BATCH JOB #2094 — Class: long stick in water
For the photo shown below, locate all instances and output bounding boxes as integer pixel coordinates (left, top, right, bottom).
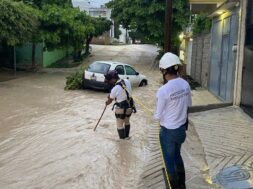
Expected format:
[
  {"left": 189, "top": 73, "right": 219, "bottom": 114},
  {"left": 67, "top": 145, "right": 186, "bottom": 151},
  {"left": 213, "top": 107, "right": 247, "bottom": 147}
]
[{"left": 93, "top": 105, "right": 107, "bottom": 132}]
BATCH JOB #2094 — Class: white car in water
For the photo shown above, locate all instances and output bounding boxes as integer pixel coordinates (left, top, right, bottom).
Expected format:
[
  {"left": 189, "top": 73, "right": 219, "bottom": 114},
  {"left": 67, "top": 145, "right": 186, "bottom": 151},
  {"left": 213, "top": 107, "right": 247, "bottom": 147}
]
[{"left": 83, "top": 61, "right": 148, "bottom": 91}]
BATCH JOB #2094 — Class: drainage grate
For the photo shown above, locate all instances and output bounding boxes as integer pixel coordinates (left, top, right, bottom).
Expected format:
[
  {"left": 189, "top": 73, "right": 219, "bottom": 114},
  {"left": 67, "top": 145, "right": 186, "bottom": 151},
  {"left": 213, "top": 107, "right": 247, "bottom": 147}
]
[{"left": 213, "top": 165, "right": 253, "bottom": 189}]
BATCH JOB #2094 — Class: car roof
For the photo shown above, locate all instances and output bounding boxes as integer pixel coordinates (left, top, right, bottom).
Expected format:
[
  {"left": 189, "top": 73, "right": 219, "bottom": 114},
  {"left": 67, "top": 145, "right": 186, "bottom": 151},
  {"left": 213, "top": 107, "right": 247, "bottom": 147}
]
[{"left": 93, "top": 61, "right": 131, "bottom": 67}]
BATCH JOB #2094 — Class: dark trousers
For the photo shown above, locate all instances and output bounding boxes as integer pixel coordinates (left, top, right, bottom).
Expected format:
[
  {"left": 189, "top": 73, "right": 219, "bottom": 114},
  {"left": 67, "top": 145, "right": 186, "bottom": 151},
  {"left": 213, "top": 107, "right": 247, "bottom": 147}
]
[{"left": 160, "top": 124, "right": 187, "bottom": 189}]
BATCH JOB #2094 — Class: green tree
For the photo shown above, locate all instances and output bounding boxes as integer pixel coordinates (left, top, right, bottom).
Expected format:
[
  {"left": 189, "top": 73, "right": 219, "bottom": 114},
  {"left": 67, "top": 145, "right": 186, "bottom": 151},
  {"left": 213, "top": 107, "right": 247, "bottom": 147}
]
[
  {"left": 85, "top": 17, "right": 112, "bottom": 54},
  {"left": 40, "top": 5, "right": 94, "bottom": 61},
  {"left": 22, "top": 0, "right": 95, "bottom": 63},
  {"left": 0, "top": 0, "right": 39, "bottom": 69},
  {"left": 0, "top": 0, "right": 39, "bottom": 46},
  {"left": 107, "top": 0, "right": 190, "bottom": 52},
  {"left": 113, "top": 21, "right": 122, "bottom": 39},
  {"left": 192, "top": 13, "right": 212, "bottom": 35},
  {"left": 107, "top": 0, "right": 133, "bottom": 41},
  {"left": 20, "top": 0, "right": 73, "bottom": 67},
  {"left": 21, "top": 0, "right": 72, "bottom": 8}
]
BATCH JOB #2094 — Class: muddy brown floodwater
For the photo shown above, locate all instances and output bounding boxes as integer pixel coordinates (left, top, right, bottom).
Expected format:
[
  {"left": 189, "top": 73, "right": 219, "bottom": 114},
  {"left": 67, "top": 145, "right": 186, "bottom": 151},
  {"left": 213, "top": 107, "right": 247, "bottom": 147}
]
[{"left": 0, "top": 45, "right": 162, "bottom": 189}]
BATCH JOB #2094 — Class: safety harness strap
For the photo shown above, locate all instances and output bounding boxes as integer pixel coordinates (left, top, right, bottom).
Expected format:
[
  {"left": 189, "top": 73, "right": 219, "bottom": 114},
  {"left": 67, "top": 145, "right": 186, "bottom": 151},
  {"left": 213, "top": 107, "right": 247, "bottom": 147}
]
[{"left": 117, "top": 80, "right": 136, "bottom": 113}]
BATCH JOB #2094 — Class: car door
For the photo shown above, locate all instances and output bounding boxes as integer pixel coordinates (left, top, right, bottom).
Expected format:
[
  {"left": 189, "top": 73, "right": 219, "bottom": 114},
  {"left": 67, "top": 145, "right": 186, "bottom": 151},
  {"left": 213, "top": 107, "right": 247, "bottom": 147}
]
[
  {"left": 115, "top": 65, "right": 127, "bottom": 80},
  {"left": 124, "top": 65, "right": 140, "bottom": 86}
]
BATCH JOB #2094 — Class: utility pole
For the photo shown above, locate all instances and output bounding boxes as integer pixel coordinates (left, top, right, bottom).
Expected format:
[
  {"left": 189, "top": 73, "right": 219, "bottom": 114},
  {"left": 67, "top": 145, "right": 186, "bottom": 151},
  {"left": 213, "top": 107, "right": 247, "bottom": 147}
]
[{"left": 164, "top": 0, "right": 172, "bottom": 53}]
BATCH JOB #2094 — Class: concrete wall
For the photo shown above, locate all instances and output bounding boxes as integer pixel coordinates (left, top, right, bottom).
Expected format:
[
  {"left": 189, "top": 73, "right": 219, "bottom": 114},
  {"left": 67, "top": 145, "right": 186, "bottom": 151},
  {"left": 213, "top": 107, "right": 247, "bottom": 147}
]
[
  {"left": 191, "top": 33, "right": 211, "bottom": 88},
  {"left": 16, "top": 43, "right": 71, "bottom": 68},
  {"left": 16, "top": 43, "right": 43, "bottom": 67},
  {"left": 43, "top": 48, "right": 70, "bottom": 67}
]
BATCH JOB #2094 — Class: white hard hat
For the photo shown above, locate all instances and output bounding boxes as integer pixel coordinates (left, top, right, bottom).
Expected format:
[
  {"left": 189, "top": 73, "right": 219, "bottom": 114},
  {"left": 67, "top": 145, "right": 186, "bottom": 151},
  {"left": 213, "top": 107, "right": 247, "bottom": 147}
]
[{"left": 159, "top": 52, "right": 181, "bottom": 69}]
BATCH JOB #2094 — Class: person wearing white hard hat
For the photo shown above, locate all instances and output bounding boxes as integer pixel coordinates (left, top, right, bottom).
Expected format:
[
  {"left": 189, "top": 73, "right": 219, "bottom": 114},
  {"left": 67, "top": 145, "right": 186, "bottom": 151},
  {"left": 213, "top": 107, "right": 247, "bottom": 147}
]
[{"left": 154, "top": 52, "right": 192, "bottom": 189}]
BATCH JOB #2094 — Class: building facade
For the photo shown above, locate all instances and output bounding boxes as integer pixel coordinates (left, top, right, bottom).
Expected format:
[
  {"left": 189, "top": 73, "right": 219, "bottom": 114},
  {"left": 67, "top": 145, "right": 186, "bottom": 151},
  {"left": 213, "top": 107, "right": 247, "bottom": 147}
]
[
  {"left": 208, "top": 1, "right": 239, "bottom": 102},
  {"left": 72, "top": 0, "right": 90, "bottom": 12},
  {"left": 88, "top": 6, "right": 115, "bottom": 44},
  {"left": 233, "top": 0, "right": 253, "bottom": 117},
  {"left": 188, "top": 0, "right": 253, "bottom": 117}
]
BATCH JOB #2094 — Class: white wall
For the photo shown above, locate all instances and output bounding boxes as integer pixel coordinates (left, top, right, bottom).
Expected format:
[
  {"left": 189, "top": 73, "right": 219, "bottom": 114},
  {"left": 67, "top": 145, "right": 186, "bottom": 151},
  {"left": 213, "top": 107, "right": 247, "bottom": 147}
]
[{"left": 119, "top": 25, "right": 128, "bottom": 44}]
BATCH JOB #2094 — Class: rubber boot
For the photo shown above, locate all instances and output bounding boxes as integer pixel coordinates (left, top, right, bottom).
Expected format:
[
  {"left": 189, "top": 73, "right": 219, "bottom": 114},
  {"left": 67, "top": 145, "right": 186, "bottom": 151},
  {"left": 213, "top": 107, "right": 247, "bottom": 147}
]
[
  {"left": 117, "top": 129, "right": 126, "bottom": 139},
  {"left": 125, "top": 125, "right": 130, "bottom": 138}
]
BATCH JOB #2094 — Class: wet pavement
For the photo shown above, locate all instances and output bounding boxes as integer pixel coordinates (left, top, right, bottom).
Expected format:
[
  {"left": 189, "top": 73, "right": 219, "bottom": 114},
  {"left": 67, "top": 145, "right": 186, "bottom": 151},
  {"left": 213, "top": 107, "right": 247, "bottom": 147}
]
[
  {"left": 0, "top": 44, "right": 223, "bottom": 189},
  {"left": 190, "top": 106, "right": 253, "bottom": 189}
]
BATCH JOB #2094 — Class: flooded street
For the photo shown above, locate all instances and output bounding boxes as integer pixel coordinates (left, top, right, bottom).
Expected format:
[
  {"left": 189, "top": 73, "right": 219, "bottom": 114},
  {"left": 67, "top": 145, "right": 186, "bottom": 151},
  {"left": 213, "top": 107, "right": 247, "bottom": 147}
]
[
  {"left": 0, "top": 45, "right": 161, "bottom": 189},
  {"left": 0, "top": 44, "right": 213, "bottom": 189}
]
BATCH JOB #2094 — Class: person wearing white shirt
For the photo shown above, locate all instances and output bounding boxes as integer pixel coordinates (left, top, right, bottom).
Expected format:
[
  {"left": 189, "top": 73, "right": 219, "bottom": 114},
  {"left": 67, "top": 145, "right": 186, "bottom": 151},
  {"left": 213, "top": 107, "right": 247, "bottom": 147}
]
[
  {"left": 105, "top": 70, "right": 134, "bottom": 139},
  {"left": 154, "top": 53, "right": 192, "bottom": 189}
]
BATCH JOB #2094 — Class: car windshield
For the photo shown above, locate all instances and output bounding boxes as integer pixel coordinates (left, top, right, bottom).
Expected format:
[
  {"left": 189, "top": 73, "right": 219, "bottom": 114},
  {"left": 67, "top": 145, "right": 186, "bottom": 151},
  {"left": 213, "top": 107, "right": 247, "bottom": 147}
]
[{"left": 87, "top": 62, "right": 111, "bottom": 74}]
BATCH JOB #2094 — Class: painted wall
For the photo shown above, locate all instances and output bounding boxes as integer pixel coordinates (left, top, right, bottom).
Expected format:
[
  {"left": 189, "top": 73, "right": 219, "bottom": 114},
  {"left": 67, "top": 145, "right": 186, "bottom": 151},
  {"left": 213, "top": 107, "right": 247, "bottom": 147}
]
[
  {"left": 43, "top": 48, "right": 70, "bottom": 67},
  {"left": 15, "top": 43, "right": 71, "bottom": 68},
  {"left": 16, "top": 43, "right": 43, "bottom": 67}
]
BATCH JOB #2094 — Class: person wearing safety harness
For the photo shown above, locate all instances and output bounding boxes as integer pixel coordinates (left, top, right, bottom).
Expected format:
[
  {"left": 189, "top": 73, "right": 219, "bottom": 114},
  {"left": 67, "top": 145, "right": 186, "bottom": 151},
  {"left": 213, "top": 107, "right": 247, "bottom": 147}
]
[
  {"left": 154, "top": 52, "right": 192, "bottom": 189},
  {"left": 104, "top": 70, "right": 136, "bottom": 139}
]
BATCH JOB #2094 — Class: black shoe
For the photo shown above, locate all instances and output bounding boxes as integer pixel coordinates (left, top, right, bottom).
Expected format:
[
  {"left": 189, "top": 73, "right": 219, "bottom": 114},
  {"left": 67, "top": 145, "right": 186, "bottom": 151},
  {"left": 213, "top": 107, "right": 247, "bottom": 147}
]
[{"left": 117, "top": 129, "right": 126, "bottom": 139}]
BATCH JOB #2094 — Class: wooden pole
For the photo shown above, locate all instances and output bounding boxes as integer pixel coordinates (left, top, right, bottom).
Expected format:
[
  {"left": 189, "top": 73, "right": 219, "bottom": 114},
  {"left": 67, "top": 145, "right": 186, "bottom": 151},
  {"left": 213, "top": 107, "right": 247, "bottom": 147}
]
[
  {"left": 93, "top": 105, "right": 107, "bottom": 132},
  {"left": 164, "top": 0, "right": 172, "bottom": 53}
]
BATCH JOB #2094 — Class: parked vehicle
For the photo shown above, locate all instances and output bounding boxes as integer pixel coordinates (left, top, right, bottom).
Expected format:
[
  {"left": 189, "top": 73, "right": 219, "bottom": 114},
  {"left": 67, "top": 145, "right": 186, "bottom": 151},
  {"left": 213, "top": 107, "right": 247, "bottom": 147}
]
[{"left": 83, "top": 61, "right": 148, "bottom": 90}]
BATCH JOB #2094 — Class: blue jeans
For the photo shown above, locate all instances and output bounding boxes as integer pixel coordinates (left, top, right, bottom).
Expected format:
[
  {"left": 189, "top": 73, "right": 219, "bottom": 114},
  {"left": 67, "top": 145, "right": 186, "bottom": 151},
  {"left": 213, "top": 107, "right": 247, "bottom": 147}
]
[{"left": 160, "top": 125, "right": 186, "bottom": 188}]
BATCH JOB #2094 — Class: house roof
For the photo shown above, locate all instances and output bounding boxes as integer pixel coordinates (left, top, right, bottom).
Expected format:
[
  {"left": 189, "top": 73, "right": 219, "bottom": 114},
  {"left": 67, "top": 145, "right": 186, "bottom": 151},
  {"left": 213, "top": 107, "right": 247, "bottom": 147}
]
[
  {"left": 208, "top": 0, "right": 239, "bottom": 18},
  {"left": 190, "top": 0, "right": 226, "bottom": 14},
  {"left": 190, "top": 0, "right": 225, "bottom": 4}
]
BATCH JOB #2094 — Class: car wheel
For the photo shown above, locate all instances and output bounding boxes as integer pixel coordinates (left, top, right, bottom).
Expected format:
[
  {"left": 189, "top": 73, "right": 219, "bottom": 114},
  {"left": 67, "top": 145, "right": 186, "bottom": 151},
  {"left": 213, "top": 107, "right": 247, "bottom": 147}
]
[{"left": 139, "top": 79, "right": 148, "bottom": 87}]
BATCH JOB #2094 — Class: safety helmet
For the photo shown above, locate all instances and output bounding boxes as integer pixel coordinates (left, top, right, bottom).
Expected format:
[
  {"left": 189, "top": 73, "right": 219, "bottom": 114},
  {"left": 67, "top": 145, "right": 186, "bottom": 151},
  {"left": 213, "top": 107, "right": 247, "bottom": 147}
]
[
  {"left": 104, "top": 70, "right": 119, "bottom": 81},
  {"left": 159, "top": 52, "right": 181, "bottom": 70}
]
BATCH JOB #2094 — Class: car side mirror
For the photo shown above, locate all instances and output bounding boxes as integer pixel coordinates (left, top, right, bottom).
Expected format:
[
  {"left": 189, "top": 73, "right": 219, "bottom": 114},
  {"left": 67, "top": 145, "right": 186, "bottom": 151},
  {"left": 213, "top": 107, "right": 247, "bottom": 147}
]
[{"left": 136, "top": 72, "right": 139, "bottom": 75}]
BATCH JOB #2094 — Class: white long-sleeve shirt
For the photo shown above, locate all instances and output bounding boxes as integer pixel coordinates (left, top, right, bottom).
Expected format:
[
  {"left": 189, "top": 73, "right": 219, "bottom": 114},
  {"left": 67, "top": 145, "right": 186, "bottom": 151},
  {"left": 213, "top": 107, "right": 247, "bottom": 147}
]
[
  {"left": 110, "top": 79, "right": 132, "bottom": 103},
  {"left": 154, "top": 78, "right": 192, "bottom": 129}
]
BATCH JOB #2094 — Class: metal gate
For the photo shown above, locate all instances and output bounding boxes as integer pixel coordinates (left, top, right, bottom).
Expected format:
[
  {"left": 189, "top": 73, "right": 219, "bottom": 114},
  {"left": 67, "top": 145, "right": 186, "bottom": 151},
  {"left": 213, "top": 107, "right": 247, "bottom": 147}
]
[{"left": 209, "top": 10, "right": 238, "bottom": 102}]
